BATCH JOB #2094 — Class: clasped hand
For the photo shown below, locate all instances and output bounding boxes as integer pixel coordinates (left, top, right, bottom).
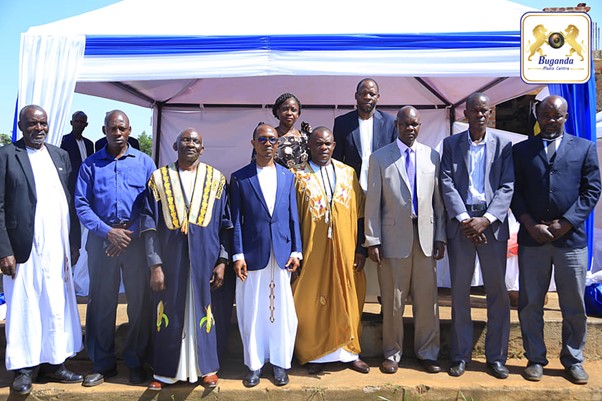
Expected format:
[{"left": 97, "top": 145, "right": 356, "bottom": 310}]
[
  {"left": 106, "top": 227, "right": 133, "bottom": 257},
  {"left": 461, "top": 217, "right": 490, "bottom": 245}
]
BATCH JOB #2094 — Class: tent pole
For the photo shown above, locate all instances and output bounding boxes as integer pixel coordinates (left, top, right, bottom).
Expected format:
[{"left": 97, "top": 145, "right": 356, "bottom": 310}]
[
  {"left": 154, "top": 102, "right": 163, "bottom": 166},
  {"left": 449, "top": 106, "right": 455, "bottom": 136}
]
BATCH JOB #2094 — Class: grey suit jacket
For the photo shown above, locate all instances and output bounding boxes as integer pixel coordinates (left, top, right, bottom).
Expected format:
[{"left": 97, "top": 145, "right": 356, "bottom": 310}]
[
  {"left": 439, "top": 130, "right": 514, "bottom": 241},
  {"left": 364, "top": 141, "right": 445, "bottom": 259}
]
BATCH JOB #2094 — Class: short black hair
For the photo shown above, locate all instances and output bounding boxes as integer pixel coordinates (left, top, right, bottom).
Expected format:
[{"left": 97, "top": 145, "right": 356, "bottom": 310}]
[
  {"left": 356, "top": 78, "right": 379, "bottom": 93},
  {"left": 272, "top": 93, "right": 301, "bottom": 118}
]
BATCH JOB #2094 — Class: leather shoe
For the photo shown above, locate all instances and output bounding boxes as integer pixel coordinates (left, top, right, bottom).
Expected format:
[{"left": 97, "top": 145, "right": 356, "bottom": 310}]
[
  {"left": 82, "top": 367, "right": 118, "bottom": 387},
  {"left": 37, "top": 364, "right": 83, "bottom": 383},
  {"left": 566, "top": 364, "right": 589, "bottom": 384},
  {"left": 487, "top": 361, "right": 509, "bottom": 379},
  {"left": 243, "top": 369, "right": 262, "bottom": 387},
  {"left": 129, "top": 367, "right": 147, "bottom": 385},
  {"left": 307, "top": 363, "right": 323, "bottom": 375},
  {"left": 418, "top": 359, "right": 441, "bottom": 374},
  {"left": 202, "top": 373, "right": 218, "bottom": 388},
  {"left": 448, "top": 360, "right": 466, "bottom": 377},
  {"left": 380, "top": 359, "right": 398, "bottom": 374},
  {"left": 147, "top": 380, "right": 165, "bottom": 391},
  {"left": 523, "top": 363, "right": 543, "bottom": 382},
  {"left": 12, "top": 371, "right": 33, "bottom": 395},
  {"left": 272, "top": 365, "right": 289, "bottom": 386},
  {"left": 349, "top": 359, "right": 370, "bottom": 374}
]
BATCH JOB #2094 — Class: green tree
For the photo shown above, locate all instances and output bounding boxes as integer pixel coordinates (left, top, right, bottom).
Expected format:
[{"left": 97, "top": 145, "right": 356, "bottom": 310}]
[
  {"left": 138, "top": 130, "right": 152, "bottom": 156},
  {"left": 0, "top": 133, "right": 12, "bottom": 146}
]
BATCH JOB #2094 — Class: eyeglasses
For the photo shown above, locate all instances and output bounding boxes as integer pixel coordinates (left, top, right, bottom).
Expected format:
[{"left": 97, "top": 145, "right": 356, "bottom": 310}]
[{"left": 256, "top": 136, "right": 278, "bottom": 145}]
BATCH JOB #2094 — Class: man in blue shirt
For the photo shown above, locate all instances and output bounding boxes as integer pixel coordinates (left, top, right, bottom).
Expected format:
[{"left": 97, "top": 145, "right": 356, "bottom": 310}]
[{"left": 75, "top": 110, "right": 156, "bottom": 387}]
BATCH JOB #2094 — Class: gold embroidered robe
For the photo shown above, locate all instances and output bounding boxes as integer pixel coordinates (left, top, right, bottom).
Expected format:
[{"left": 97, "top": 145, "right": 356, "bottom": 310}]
[{"left": 292, "top": 160, "right": 366, "bottom": 364}]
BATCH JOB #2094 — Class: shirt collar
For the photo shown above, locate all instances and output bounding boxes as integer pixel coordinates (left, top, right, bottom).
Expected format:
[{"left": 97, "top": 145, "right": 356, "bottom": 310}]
[
  {"left": 396, "top": 138, "right": 414, "bottom": 154},
  {"left": 99, "top": 143, "right": 136, "bottom": 160},
  {"left": 467, "top": 130, "right": 487, "bottom": 146}
]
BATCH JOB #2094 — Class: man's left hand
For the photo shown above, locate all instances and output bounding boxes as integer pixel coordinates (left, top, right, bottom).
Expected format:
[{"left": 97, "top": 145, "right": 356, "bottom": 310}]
[
  {"left": 461, "top": 217, "right": 490, "bottom": 237},
  {"left": 353, "top": 253, "right": 366, "bottom": 272},
  {"left": 433, "top": 241, "right": 446, "bottom": 260},
  {"left": 544, "top": 218, "right": 573, "bottom": 240},
  {"left": 285, "top": 257, "right": 300, "bottom": 273},
  {"left": 210, "top": 262, "right": 226, "bottom": 290}
]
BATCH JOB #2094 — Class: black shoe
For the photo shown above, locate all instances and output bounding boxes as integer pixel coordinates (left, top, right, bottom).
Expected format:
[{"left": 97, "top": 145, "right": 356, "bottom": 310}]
[
  {"left": 272, "top": 366, "right": 289, "bottom": 386},
  {"left": 487, "top": 361, "right": 509, "bottom": 379},
  {"left": 566, "top": 364, "right": 589, "bottom": 385},
  {"left": 418, "top": 359, "right": 442, "bottom": 374},
  {"left": 523, "top": 363, "right": 543, "bottom": 382},
  {"left": 82, "top": 367, "right": 118, "bottom": 387},
  {"left": 243, "top": 368, "right": 262, "bottom": 387},
  {"left": 307, "top": 363, "right": 323, "bottom": 375},
  {"left": 448, "top": 360, "right": 466, "bottom": 377},
  {"left": 37, "top": 364, "right": 83, "bottom": 384},
  {"left": 12, "top": 370, "right": 33, "bottom": 395},
  {"left": 129, "top": 367, "right": 148, "bottom": 385}
]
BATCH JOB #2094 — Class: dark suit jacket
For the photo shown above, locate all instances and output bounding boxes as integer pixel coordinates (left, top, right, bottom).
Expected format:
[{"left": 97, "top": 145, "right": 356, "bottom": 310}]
[
  {"left": 512, "top": 133, "right": 601, "bottom": 248},
  {"left": 440, "top": 130, "right": 514, "bottom": 241},
  {"left": 61, "top": 133, "right": 94, "bottom": 191},
  {"left": 230, "top": 162, "right": 302, "bottom": 271},
  {"left": 95, "top": 136, "right": 140, "bottom": 152},
  {"left": 0, "top": 139, "right": 80, "bottom": 263},
  {"left": 332, "top": 109, "right": 397, "bottom": 179}
]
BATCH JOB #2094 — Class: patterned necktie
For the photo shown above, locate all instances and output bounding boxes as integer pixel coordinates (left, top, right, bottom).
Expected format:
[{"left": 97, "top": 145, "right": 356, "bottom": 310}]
[
  {"left": 405, "top": 148, "right": 417, "bottom": 216},
  {"left": 545, "top": 139, "right": 557, "bottom": 161}
]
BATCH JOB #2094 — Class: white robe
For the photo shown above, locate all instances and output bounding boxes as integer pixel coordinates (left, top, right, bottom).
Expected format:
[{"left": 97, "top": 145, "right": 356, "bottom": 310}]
[{"left": 3, "top": 146, "right": 82, "bottom": 370}]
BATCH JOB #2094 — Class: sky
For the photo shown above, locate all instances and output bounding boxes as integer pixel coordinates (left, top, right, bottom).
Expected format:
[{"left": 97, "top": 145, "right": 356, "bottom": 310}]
[{"left": 0, "top": 0, "right": 600, "bottom": 142}]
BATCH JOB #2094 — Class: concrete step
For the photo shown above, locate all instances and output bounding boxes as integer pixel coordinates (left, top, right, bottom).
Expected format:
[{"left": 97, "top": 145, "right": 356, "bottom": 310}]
[{"left": 0, "top": 357, "right": 601, "bottom": 400}]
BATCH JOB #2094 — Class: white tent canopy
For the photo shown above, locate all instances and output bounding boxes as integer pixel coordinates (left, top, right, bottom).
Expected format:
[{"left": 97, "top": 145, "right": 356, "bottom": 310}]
[{"left": 19, "top": 0, "right": 541, "bottom": 175}]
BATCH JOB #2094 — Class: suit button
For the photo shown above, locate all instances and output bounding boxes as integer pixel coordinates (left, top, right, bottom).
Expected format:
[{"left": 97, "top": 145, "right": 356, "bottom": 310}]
[{"left": 550, "top": 170, "right": 556, "bottom": 174}]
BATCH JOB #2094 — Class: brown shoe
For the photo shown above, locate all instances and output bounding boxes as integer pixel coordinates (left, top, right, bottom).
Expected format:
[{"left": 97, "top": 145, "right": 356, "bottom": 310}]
[
  {"left": 418, "top": 359, "right": 442, "bottom": 374},
  {"left": 201, "top": 374, "right": 218, "bottom": 388},
  {"left": 349, "top": 359, "right": 370, "bottom": 374},
  {"left": 147, "top": 380, "right": 164, "bottom": 391},
  {"left": 380, "top": 359, "right": 398, "bottom": 374}
]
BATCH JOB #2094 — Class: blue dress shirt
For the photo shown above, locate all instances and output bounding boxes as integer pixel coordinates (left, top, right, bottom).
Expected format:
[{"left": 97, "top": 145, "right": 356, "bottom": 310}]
[{"left": 75, "top": 145, "right": 156, "bottom": 239}]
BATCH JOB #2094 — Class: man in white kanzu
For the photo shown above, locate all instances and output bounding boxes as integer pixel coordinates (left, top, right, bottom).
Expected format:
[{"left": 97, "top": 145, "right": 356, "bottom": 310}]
[
  {"left": 0, "top": 105, "right": 83, "bottom": 395},
  {"left": 230, "top": 123, "right": 302, "bottom": 388}
]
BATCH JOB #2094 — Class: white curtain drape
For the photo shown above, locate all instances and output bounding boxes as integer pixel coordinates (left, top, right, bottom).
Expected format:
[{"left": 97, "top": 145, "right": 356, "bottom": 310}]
[{"left": 18, "top": 34, "right": 85, "bottom": 146}]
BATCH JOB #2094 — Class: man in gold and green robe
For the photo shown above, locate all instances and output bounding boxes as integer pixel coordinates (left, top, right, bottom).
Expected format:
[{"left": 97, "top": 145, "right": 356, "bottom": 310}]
[
  {"left": 292, "top": 127, "right": 370, "bottom": 374},
  {"left": 140, "top": 128, "right": 232, "bottom": 389}
]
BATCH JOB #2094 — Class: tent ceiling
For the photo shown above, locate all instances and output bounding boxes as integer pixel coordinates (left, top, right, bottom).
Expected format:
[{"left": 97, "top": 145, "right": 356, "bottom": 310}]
[{"left": 75, "top": 75, "right": 539, "bottom": 118}]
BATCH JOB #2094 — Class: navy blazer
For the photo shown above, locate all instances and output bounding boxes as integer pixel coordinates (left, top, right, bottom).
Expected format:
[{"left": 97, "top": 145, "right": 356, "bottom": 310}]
[
  {"left": 230, "top": 162, "right": 302, "bottom": 271},
  {"left": 61, "top": 133, "right": 94, "bottom": 191},
  {"left": 512, "top": 133, "right": 601, "bottom": 248},
  {"left": 0, "top": 139, "right": 80, "bottom": 263},
  {"left": 332, "top": 109, "right": 397, "bottom": 180}
]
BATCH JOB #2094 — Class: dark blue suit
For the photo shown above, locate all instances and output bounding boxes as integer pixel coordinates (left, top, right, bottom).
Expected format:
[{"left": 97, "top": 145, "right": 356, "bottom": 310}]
[
  {"left": 332, "top": 109, "right": 396, "bottom": 180},
  {"left": 512, "top": 133, "right": 601, "bottom": 368},
  {"left": 230, "top": 162, "right": 301, "bottom": 269},
  {"left": 61, "top": 133, "right": 94, "bottom": 192}
]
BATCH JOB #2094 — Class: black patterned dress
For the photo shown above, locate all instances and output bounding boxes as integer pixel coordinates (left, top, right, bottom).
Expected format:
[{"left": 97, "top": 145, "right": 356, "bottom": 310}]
[{"left": 274, "top": 133, "right": 309, "bottom": 170}]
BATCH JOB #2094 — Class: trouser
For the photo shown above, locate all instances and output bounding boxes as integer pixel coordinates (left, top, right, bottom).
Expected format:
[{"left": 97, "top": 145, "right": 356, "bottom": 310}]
[
  {"left": 518, "top": 244, "right": 587, "bottom": 368},
  {"left": 447, "top": 221, "right": 510, "bottom": 364},
  {"left": 85, "top": 234, "right": 151, "bottom": 372}
]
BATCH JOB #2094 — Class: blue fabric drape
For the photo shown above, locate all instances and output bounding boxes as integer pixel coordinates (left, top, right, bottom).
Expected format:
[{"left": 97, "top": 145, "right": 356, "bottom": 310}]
[
  {"left": 84, "top": 32, "right": 520, "bottom": 56},
  {"left": 549, "top": 63, "right": 597, "bottom": 269}
]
